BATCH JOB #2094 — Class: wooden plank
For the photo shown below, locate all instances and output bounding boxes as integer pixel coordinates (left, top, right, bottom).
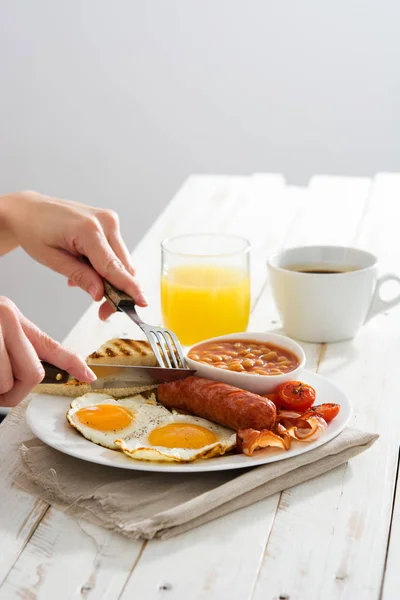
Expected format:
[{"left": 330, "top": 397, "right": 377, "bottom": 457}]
[
  {"left": 284, "top": 175, "right": 371, "bottom": 248},
  {"left": 0, "top": 174, "right": 294, "bottom": 600},
  {"left": 0, "top": 512, "right": 142, "bottom": 600},
  {"left": 366, "top": 174, "right": 400, "bottom": 600},
  {"left": 252, "top": 174, "right": 400, "bottom": 600},
  {"left": 382, "top": 451, "right": 400, "bottom": 600},
  {"left": 119, "top": 497, "right": 279, "bottom": 600},
  {"left": 0, "top": 401, "right": 49, "bottom": 587}
]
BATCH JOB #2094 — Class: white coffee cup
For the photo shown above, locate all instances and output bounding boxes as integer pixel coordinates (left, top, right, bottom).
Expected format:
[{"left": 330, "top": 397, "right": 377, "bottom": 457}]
[{"left": 267, "top": 246, "right": 400, "bottom": 343}]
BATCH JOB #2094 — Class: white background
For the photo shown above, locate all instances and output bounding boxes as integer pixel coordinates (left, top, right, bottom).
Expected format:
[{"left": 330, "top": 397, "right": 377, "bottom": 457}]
[{"left": 1, "top": 0, "right": 399, "bottom": 341}]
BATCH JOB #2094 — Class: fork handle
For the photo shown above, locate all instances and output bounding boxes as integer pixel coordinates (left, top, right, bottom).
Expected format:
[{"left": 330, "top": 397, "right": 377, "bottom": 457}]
[
  {"left": 102, "top": 279, "right": 135, "bottom": 310},
  {"left": 81, "top": 256, "right": 135, "bottom": 310}
]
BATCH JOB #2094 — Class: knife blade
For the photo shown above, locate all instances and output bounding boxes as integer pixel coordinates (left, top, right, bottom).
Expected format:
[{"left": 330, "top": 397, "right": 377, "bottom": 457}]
[{"left": 40, "top": 361, "right": 196, "bottom": 390}]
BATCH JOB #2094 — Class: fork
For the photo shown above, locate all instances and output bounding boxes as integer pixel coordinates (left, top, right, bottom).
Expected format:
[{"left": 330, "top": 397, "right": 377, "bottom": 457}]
[{"left": 101, "top": 278, "right": 188, "bottom": 369}]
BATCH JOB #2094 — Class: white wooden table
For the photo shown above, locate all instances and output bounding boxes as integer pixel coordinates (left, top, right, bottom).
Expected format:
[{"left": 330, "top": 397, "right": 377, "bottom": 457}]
[{"left": 0, "top": 173, "right": 399, "bottom": 600}]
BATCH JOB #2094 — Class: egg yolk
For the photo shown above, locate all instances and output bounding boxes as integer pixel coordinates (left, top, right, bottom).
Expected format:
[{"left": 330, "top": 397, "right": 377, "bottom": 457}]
[
  {"left": 148, "top": 423, "right": 218, "bottom": 449},
  {"left": 76, "top": 405, "right": 134, "bottom": 431}
]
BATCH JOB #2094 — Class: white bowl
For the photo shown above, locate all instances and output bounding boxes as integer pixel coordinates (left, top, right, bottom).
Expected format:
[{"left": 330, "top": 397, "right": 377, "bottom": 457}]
[{"left": 185, "top": 332, "right": 306, "bottom": 395}]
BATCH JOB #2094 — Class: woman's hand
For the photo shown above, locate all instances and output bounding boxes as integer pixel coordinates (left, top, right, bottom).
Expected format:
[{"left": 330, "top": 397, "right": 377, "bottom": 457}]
[
  {"left": 0, "top": 191, "right": 147, "bottom": 320},
  {"left": 0, "top": 297, "right": 95, "bottom": 407}
]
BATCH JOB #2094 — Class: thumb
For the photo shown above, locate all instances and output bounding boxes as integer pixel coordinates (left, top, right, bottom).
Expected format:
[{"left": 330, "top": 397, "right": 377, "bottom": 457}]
[{"left": 46, "top": 249, "right": 104, "bottom": 301}]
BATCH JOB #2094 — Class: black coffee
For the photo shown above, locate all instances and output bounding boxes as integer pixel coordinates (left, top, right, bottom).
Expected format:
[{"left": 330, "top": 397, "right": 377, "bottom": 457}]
[{"left": 286, "top": 264, "right": 357, "bottom": 275}]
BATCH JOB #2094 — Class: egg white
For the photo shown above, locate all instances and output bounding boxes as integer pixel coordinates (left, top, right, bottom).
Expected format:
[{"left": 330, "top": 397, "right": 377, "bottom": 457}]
[
  {"left": 115, "top": 413, "right": 236, "bottom": 462},
  {"left": 66, "top": 392, "right": 167, "bottom": 449}
]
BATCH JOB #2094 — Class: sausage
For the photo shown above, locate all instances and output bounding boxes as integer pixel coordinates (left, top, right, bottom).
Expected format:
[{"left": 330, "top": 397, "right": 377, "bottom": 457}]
[{"left": 157, "top": 376, "right": 276, "bottom": 431}]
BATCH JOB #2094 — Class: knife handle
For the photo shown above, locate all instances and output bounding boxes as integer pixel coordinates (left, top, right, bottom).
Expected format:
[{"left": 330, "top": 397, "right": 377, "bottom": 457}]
[
  {"left": 81, "top": 256, "right": 134, "bottom": 310},
  {"left": 40, "top": 361, "right": 70, "bottom": 384}
]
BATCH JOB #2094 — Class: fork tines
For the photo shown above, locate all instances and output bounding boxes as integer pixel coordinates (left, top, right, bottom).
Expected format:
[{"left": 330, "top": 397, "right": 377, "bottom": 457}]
[{"left": 144, "top": 326, "right": 186, "bottom": 369}]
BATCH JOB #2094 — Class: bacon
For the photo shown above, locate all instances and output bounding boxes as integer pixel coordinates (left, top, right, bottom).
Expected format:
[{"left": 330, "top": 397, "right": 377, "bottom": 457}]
[
  {"left": 237, "top": 412, "right": 328, "bottom": 456},
  {"left": 277, "top": 413, "right": 327, "bottom": 441},
  {"left": 237, "top": 428, "right": 291, "bottom": 456}
]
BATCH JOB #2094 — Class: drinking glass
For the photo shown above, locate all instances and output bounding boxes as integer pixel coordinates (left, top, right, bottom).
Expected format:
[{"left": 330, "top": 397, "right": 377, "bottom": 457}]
[{"left": 161, "top": 234, "right": 251, "bottom": 346}]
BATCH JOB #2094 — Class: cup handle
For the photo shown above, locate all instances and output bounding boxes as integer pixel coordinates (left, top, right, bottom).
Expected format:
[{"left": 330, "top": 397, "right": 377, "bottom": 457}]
[{"left": 365, "top": 274, "right": 400, "bottom": 323}]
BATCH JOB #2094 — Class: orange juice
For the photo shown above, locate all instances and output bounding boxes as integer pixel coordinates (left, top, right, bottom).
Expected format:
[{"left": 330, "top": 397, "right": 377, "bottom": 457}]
[{"left": 161, "top": 265, "right": 250, "bottom": 345}]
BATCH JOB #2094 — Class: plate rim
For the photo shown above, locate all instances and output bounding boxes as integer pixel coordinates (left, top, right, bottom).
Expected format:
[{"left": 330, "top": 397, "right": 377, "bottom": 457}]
[{"left": 26, "top": 370, "right": 352, "bottom": 473}]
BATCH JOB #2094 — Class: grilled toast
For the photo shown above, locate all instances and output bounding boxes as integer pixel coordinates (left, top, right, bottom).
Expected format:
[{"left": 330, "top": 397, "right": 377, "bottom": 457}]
[
  {"left": 87, "top": 338, "right": 158, "bottom": 367},
  {"left": 33, "top": 338, "right": 159, "bottom": 398}
]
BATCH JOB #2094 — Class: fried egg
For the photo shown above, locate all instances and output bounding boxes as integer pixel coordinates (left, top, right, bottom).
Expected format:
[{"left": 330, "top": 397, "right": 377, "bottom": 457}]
[
  {"left": 67, "top": 392, "right": 236, "bottom": 462},
  {"left": 115, "top": 414, "right": 236, "bottom": 462},
  {"left": 66, "top": 392, "right": 167, "bottom": 449}
]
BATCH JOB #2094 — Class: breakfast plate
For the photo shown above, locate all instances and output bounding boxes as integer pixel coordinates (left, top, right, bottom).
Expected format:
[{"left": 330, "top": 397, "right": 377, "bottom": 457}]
[{"left": 26, "top": 370, "right": 351, "bottom": 473}]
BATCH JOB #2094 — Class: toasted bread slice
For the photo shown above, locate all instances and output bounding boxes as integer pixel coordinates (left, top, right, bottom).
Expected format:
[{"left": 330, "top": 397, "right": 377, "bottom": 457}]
[
  {"left": 33, "top": 338, "right": 159, "bottom": 398},
  {"left": 87, "top": 338, "right": 158, "bottom": 367}
]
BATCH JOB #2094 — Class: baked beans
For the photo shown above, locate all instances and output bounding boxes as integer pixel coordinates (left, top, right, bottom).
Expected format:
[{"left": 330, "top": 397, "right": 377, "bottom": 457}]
[{"left": 188, "top": 339, "right": 299, "bottom": 376}]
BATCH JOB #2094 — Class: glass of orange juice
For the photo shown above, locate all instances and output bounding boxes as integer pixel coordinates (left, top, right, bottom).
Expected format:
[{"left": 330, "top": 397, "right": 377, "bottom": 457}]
[{"left": 161, "top": 234, "right": 251, "bottom": 346}]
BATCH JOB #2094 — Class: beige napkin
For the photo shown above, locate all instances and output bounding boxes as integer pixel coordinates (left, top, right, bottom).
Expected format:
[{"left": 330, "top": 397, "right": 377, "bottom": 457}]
[{"left": 13, "top": 425, "right": 378, "bottom": 540}]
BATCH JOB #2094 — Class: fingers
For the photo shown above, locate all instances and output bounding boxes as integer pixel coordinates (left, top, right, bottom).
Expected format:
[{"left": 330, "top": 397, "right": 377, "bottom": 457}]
[
  {"left": 99, "top": 230, "right": 137, "bottom": 320},
  {"left": 98, "top": 300, "right": 115, "bottom": 322},
  {"left": 44, "top": 248, "right": 105, "bottom": 301},
  {"left": 0, "top": 328, "right": 14, "bottom": 396},
  {"left": 21, "top": 317, "right": 96, "bottom": 383},
  {"left": 14, "top": 200, "right": 148, "bottom": 311},
  {"left": 0, "top": 306, "right": 45, "bottom": 406},
  {"left": 82, "top": 209, "right": 144, "bottom": 304},
  {"left": 43, "top": 228, "right": 147, "bottom": 310},
  {"left": 0, "top": 298, "right": 96, "bottom": 407},
  {"left": 81, "top": 229, "right": 148, "bottom": 307},
  {"left": 0, "top": 379, "right": 39, "bottom": 407},
  {"left": 4, "top": 320, "right": 43, "bottom": 384},
  {"left": 106, "top": 230, "right": 136, "bottom": 277}
]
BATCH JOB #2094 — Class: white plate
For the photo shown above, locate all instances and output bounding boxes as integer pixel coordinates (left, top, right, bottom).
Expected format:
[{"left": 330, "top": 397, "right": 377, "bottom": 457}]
[{"left": 26, "top": 371, "right": 352, "bottom": 473}]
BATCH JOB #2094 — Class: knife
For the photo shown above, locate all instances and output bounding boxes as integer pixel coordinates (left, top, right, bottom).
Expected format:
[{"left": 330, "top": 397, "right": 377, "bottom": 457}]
[{"left": 40, "top": 361, "right": 196, "bottom": 390}]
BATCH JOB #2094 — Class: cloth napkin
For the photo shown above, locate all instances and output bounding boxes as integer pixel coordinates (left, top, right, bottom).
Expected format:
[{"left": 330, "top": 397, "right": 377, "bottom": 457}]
[{"left": 13, "top": 415, "right": 378, "bottom": 539}]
